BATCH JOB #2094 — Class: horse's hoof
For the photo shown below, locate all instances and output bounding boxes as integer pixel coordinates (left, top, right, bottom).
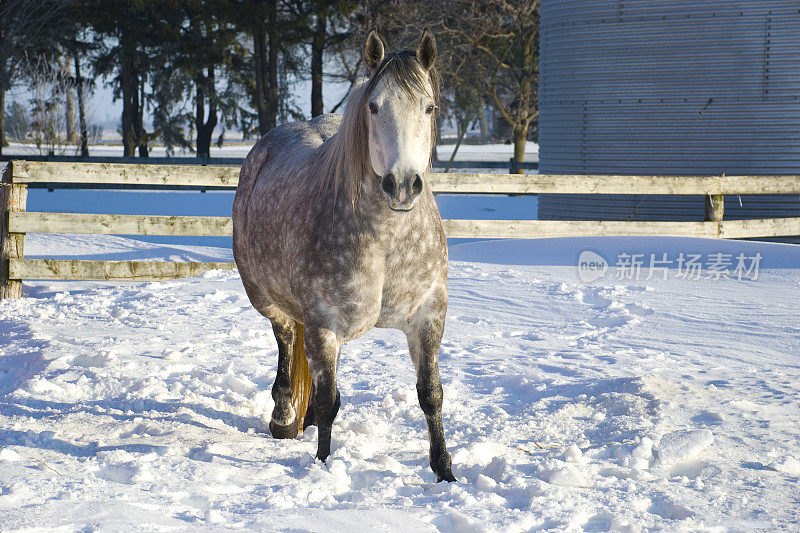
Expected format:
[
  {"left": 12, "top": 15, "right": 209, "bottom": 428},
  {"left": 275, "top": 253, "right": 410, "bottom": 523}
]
[
  {"left": 436, "top": 469, "right": 457, "bottom": 483},
  {"left": 269, "top": 418, "right": 299, "bottom": 439},
  {"left": 432, "top": 452, "right": 456, "bottom": 482}
]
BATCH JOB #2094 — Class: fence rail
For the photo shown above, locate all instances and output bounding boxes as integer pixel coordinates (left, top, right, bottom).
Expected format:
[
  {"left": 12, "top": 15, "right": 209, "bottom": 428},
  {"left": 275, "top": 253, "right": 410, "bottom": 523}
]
[
  {"left": 9, "top": 212, "right": 233, "bottom": 236},
  {"left": 2, "top": 160, "right": 800, "bottom": 298},
  {"left": 10, "top": 160, "right": 800, "bottom": 194},
  {"left": 9, "top": 258, "right": 235, "bottom": 282}
]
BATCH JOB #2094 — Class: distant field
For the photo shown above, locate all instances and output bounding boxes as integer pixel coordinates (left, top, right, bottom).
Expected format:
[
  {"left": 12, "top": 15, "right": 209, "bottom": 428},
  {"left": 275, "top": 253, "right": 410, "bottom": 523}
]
[{"left": 2, "top": 141, "right": 540, "bottom": 163}]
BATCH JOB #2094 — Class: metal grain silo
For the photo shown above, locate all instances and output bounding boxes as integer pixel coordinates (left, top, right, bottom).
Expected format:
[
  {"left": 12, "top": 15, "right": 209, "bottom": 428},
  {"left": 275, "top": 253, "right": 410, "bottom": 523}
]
[{"left": 538, "top": 0, "right": 800, "bottom": 224}]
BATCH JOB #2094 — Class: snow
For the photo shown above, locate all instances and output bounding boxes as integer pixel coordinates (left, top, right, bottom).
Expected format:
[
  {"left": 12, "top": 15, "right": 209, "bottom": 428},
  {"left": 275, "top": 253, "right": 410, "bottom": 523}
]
[
  {"left": 3, "top": 141, "right": 540, "bottom": 163},
  {"left": 656, "top": 430, "right": 714, "bottom": 467},
  {"left": 1, "top": 233, "right": 800, "bottom": 531},
  {"left": 767, "top": 457, "right": 800, "bottom": 476}
]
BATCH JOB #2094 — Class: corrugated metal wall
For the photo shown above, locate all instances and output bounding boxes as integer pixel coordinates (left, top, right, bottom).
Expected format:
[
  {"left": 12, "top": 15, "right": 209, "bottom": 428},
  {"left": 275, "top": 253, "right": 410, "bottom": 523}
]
[{"left": 538, "top": 0, "right": 800, "bottom": 224}]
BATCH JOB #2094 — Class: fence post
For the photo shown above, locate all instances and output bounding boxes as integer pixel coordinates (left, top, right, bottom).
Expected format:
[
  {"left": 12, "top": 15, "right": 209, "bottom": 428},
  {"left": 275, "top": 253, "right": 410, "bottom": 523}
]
[
  {"left": 704, "top": 193, "right": 724, "bottom": 237},
  {"left": 1, "top": 162, "right": 28, "bottom": 299}
]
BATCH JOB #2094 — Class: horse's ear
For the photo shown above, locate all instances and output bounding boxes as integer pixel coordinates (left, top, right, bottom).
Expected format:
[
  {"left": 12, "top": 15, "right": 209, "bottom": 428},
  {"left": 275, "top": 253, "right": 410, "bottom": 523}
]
[
  {"left": 364, "top": 30, "right": 385, "bottom": 70},
  {"left": 416, "top": 29, "right": 437, "bottom": 71}
]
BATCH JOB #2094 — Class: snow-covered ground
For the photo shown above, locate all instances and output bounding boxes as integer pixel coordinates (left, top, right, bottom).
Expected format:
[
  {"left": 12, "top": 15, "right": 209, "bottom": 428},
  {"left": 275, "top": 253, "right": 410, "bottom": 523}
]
[
  {"left": 2, "top": 141, "right": 539, "bottom": 163},
  {"left": 1, "top": 233, "right": 799, "bottom": 531}
]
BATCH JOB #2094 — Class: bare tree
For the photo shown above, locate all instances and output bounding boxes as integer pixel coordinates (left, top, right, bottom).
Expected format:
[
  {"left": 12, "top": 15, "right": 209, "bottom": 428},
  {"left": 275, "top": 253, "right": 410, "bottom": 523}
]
[
  {"left": 442, "top": 85, "right": 482, "bottom": 171},
  {"left": 306, "top": 0, "right": 360, "bottom": 117},
  {"left": 443, "top": 0, "right": 539, "bottom": 170},
  {"left": 369, "top": 0, "right": 539, "bottom": 172},
  {"left": 325, "top": 47, "right": 363, "bottom": 114},
  {"left": 0, "top": 0, "right": 72, "bottom": 157},
  {"left": 321, "top": 4, "right": 369, "bottom": 115},
  {"left": 25, "top": 53, "right": 73, "bottom": 155}
]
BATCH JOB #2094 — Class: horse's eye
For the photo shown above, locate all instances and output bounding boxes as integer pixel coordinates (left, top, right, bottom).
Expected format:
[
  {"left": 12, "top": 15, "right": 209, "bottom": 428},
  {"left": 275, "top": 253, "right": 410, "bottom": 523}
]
[
  {"left": 369, "top": 102, "right": 378, "bottom": 115},
  {"left": 425, "top": 104, "right": 435, "bottom": 115}
]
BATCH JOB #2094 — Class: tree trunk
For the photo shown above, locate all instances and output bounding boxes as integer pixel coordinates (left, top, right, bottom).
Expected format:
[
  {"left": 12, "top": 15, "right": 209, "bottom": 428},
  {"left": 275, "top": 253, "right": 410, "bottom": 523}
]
[
  {"left": 121, "top": 80, "right": 136, "bottom": 156},
  {"left": 479, "top": 104, "right": 490, "bottom": 140},
  {"left": 431, "top": 116, "right": 443, "bottom": 162},
  {"left": 0, "top": 89, "right": 5, "bottom": 157},
  {"left": 120, "top": 35, "right": 137, "bottom": 157},
  {"left": 512, "top": 123, "right": 527, "bottom": 174},
  {"left": 512, "top": 30, "right": 536, "bottom": 174},
  {"left": 253, "top": 1, "right": 279, "bottom": 136},
  {"left": 64, "top": 58, "right": 76, "bottom": 143},
  {"left": 136, "top": 77, "right": 148, "bottom": 157},
  {"left": 266, "top": 0, "right": 278, "bottom": 129},
  {"left": 195, "top": 69, "right": 217, "bottom": 158},
  {"left": 445, "top": 119, "right": 468, "bottom": 173},
  {"left": 253, "top": 23, "right": 268, "bottom": 135},
  {"left": 74, "top": 55, "right": 88, "bottom": 157},
  {"left": 195, "top": 81, "right": 207, "bottom": 157},
  {"left": 310, "top": 3, "right": 327, "bottom": 117}
]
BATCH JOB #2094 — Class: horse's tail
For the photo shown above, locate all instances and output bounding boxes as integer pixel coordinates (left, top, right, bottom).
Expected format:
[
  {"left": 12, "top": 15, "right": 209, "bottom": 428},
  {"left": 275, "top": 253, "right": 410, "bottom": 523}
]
[{"left": 289, "top": 322, "right": 312, "bottom": 431}]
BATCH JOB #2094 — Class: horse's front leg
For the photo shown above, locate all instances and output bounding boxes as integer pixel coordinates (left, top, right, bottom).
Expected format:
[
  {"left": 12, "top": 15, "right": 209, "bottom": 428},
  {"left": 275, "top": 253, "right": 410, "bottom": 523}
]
[
  {"left": 304, "top": 325, "right": 341, "bottom": 461},
  {"left": 406, "top": 305, "right": 456, "bottom": 482}
]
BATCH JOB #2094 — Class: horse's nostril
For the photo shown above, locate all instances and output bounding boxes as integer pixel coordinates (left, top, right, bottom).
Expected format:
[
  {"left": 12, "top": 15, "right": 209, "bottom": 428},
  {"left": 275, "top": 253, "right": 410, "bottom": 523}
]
[
  {"left": 411, "top": 174, "right": 423, "bottom": 196},
  {"left": 382, "top": 173, "right": 396, "bottom": 195}
]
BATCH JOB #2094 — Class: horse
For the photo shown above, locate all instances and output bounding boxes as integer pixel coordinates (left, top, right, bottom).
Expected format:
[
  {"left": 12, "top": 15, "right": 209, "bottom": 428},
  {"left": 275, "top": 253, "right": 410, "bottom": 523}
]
[{"left": 232, "top": 29, "right": 455, "bottom": 482}]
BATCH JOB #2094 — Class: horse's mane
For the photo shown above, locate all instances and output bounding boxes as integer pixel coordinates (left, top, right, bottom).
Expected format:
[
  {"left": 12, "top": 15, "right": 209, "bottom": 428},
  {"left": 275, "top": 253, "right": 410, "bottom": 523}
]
[{"left": 313, "top": 49, "right": 440, "bottom": 207}]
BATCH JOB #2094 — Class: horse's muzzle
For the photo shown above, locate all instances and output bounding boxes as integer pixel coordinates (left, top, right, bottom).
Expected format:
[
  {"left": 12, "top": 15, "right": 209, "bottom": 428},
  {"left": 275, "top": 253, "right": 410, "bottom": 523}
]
[{"left": 382, "top": 172, "right": 424, "bottom": 212}]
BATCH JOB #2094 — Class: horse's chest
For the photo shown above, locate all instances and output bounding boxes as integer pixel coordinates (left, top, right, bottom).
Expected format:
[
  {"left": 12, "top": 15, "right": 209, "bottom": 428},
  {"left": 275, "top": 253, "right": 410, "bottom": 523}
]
[
  {"left": 329, "top": 241, "right": 440, "bottom": 335},
  {"left": 302, "top": 204, "right": 446, "bottom": 338},
  {"left": 375, "top": 228, "right": 445, "bottom": 328}
]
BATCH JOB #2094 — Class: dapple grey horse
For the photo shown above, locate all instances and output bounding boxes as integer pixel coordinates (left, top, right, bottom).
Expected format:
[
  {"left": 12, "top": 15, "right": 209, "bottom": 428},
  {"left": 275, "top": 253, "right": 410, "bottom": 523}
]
[{"left": 233, "top": 30, "right": 455, "bottom": 482}]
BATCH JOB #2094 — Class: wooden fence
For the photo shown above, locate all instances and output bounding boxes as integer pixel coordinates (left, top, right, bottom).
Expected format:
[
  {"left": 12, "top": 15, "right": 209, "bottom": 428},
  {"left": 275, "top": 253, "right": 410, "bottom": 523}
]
[{"left": 2, "top": 160, "right": 800, "bottom": 298}]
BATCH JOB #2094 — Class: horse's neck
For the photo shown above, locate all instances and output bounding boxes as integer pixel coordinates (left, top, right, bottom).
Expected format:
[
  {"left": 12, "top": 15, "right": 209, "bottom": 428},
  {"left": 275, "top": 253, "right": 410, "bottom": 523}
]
[
  {"left": 354, "top": 171, "right": 391, "bottom": 215},
  {"left": 317, "top": 163, "right": 419, "bottom": 238},
  {"left": 356, "top": 175, "right": 423, "bottom": 242}
]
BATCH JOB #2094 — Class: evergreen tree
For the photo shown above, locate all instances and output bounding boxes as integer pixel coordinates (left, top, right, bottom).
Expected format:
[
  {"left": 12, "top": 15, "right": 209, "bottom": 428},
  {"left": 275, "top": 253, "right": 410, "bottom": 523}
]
[
  {"left": 3, "top": 100, "right": 28, "bottom": 141},
  {"left": 83, "top": 0, "right": 183, "bottom": 156},
  {"left": 159, "top": 0, "right": 243, "bottom": 157}
]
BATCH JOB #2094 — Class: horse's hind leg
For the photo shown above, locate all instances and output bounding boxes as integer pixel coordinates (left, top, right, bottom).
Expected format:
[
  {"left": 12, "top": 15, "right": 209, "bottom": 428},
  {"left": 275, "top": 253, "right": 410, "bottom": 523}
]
[
  {"left": 303, "top": 384, "right": 316, "bottom": 428},
  {"left": 406, "top": 304, "right": 456, "bottom": 482},
  {"left": 268, "top": 313, "right": 299, "bottom": 439}
]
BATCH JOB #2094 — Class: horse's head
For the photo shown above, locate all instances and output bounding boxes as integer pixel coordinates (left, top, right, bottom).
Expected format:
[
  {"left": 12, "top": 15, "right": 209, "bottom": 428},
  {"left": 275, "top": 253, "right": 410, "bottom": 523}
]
[{"left": 362, "top": 30, "right": 438, "bottom": 212}]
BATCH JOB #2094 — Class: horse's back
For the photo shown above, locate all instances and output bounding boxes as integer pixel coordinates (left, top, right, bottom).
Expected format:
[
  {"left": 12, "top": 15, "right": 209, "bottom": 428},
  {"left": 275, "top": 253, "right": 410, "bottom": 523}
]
[
  {"left": 233, "top": 113, "right": 341, "bottom": 249},
  {"left": 233, "top": 114, "right": 342, "bottom": 318},
  {"left": 235, "top": 114, "right": 341, "bottom": 201}
]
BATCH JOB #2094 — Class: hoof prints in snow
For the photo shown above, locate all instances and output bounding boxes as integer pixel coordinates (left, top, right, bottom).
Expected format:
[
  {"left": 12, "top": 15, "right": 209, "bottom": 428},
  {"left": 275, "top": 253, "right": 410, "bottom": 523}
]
[{"left": 1, "top": 240, "right": 800, "bottom": 530}]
